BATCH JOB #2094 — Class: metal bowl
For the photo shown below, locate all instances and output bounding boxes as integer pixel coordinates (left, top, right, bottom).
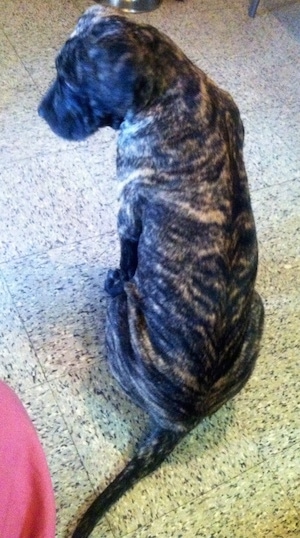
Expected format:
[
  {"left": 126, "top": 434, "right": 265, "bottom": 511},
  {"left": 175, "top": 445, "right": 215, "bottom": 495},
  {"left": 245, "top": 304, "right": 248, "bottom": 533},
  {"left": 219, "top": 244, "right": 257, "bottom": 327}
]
[{"left": 97, "top": 0, "right": 162, "bottom": 13}]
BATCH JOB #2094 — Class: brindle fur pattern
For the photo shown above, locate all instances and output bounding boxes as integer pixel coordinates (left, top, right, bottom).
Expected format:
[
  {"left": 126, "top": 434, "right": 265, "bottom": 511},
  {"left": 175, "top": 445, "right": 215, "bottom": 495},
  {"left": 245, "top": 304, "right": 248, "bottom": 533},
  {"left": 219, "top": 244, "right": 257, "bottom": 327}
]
[{"left": 38, "top": 6, "right": 264, "bottom": 537}]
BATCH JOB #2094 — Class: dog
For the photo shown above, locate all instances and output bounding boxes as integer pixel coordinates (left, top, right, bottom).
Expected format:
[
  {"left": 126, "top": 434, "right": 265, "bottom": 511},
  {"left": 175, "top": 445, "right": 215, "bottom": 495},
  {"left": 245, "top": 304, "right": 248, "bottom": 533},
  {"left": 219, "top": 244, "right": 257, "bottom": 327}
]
[{"left": 38, "top": 6, "right": 264, "bottom": 537}]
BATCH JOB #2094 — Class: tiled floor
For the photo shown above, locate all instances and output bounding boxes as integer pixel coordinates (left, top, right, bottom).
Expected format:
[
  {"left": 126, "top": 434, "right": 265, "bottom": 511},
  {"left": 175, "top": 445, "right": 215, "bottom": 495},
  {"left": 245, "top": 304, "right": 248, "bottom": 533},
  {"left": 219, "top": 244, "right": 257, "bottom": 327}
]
[{"left": 1, "top": 0, "right": 299, "bottom": 536}]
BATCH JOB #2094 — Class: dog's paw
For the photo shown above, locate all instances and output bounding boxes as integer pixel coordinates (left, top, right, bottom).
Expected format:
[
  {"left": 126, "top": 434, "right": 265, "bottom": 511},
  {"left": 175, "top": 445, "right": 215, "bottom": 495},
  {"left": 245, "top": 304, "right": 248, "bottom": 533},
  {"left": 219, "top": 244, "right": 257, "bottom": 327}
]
[{"left": 104, "top": 268, "right": 124, "bottom": 297}]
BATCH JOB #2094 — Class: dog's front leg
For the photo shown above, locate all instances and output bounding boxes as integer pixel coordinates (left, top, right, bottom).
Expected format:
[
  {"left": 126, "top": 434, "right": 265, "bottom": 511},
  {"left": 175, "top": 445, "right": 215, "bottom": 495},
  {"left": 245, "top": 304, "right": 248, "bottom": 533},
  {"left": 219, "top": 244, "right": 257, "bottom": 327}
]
[
  {"left": 120, "top": 237, "right": 138, "bottom": 281},
  {"left": 105, "top": 188, "right": 141, "bottom": 297},
  {"left": 104, "top": 238, "right": 138, "bottom": 297}
]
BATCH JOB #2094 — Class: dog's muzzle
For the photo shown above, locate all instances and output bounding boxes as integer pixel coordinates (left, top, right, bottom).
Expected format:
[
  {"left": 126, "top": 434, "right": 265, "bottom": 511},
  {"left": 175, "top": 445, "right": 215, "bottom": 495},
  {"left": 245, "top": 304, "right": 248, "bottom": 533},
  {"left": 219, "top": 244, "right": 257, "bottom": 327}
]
[{"left": 38, "top": 80, "right": 91, "bottom": 141}]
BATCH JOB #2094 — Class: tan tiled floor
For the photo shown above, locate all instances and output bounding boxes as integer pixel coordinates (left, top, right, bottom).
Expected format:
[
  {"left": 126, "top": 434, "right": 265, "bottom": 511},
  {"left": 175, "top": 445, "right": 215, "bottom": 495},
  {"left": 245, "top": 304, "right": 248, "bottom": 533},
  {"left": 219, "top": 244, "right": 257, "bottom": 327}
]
[{"left": 1, "top": 0, "right": 300, "bottom": 537}]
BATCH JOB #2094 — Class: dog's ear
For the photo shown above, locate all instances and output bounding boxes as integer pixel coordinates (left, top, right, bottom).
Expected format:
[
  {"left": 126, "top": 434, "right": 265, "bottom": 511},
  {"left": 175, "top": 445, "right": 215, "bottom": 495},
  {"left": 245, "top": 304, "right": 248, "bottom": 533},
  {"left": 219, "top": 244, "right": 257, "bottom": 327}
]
[{"left": 84, "top": 24, "right": 156, "bottom": 113}]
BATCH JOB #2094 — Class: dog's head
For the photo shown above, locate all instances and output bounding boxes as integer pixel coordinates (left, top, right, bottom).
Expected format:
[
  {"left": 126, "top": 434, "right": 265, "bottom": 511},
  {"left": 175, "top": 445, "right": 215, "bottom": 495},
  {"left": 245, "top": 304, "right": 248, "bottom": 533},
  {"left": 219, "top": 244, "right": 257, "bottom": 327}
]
[{"left": 38, "top": 6, "right": 170, "bottom": 141}]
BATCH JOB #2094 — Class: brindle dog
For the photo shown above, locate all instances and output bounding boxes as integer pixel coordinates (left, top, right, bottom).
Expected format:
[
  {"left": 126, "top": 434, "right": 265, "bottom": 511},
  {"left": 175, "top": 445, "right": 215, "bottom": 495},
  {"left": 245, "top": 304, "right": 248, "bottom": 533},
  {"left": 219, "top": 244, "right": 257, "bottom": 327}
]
[{"left": 38, "top": 6, "right": 264, "bottom": 537}]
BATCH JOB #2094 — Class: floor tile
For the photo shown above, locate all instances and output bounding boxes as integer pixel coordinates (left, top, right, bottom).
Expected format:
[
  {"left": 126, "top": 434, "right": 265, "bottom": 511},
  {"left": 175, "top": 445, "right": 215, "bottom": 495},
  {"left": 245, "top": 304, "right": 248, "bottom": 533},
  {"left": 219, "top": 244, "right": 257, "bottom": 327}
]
[
  {"left": 125, "top": 461, "right": 300, "bottom": 537},
  {"left": 2, "top": 0, "right": 81, "bottom": 53},
  {"left": 0, "top": 153, "right": 115, "bottom": 261},
  {"left": 51, "top": 363, "right": 147, "bottom": 490},
  {"left": 169, "top": 4, "right": 298, "bottom": 64},
  {"left": 101, "top": 403, "right": 264, "bottom": 535},
  {"left": 1, "top": 237, "right": 119, "bottom": 378},
  {"left": 252, "top": 179, "right": 300, "bottom": 262},
  {"left": 246, "top": 102, "right": 300, "bottom": 159},
  {"left": 233, "top": 305, "right": 300, "bottom": 459},
  {"left": 50, "top": 361, "right": 147, "bottom": 535},
  {"left": 0, "top": 275, "right": 45, "bottom": 393},
  {"left": 2, "top": 0, "right": 83, "bottom": 95},
  {"left": 21, "top": 381, "right": 114, "bottom": 538},
  {"left": 0, "top": 87, "right": 76, "bottom": 165},
  {"left": 270, "top": 442, "right": 300, "bottom": 513},
  {"left": 0, "top": 30, "right": 36, "bottom": 91}
]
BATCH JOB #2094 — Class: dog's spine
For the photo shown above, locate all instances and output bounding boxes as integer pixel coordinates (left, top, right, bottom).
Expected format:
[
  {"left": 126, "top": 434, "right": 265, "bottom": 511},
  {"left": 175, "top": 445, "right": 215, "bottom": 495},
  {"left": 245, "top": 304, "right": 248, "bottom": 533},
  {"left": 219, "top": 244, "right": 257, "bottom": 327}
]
[{"left": 72, "top": 427, "right": 184, "bottom": 538}]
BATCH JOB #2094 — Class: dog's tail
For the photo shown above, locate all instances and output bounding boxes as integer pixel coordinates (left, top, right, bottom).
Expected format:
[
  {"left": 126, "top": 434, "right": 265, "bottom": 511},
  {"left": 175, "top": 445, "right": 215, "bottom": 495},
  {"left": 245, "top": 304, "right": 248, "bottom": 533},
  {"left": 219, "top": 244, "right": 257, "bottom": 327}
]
[{"left": 72, "top": 426, "right": 185, "bottom": 538}]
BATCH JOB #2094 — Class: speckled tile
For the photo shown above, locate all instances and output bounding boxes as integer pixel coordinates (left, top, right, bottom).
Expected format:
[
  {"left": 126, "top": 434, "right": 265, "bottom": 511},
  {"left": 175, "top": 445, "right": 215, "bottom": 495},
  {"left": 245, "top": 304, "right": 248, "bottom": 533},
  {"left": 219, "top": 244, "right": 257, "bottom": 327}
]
[
  {"left": 2, "top": 0, "right": 81, "bottom": 53},
  {"left": 270, "top": 443, "right": 300, "bottom": 513},
  {"left": 167, "top": 3, "right": 299, "bottom": 65},
  {"left": 105, "top": 405, "right": 266, "bottom": 536},
  {"left": 245, "top": 103, "right": 300, "bottom": 168},
  {"left": 233, "top": 304, "right": 300, "bottom": 459},
  {"left": 1, "top": 0, "right": 85, "bottom": 96},
  {"left": 51, "top": 362, "right": 147, "bottom": 490},
  {"left": 244, "top": 128, "right": 292, "bottom": 192},
  {"left": 0, "top": 153, "right": 115, "bottom": 261},
  {"left": 21, "top": 381, "right": 114, "bottom": 538},
  {"left": 125, "top": 461, "right": 300, "bottom": 538},
  {"left": 251, "top": 179, "right": 300, "bottom": 262},
  {"left": 273, "top": 1, "right": 300, "bottom": 38},
  {"left": 0, "top": 274, "right": 45, "bottom": 393},
  {"left": 0, "top": 87, "right": 76, "bottom": 164},
  {"left": 49, "top": 361, "right": 148, "bottom": 535},
  {"left": 244, "top": 105, "right": 300, "bottom": 189},
  {"left": 257, "top": 258, "right": 299, "bottom": 313},
  {"left": 1, "top": 237, "right": 119, "bottom": 378},
  {"left": 191, "top": 66, "right": 300, "bottom": 191},
  {"left": 0, "top": 30, "right": 36, "bottom": 92},
  {"left": 1, "top": 82, "right": 112, "bottom": 167}
]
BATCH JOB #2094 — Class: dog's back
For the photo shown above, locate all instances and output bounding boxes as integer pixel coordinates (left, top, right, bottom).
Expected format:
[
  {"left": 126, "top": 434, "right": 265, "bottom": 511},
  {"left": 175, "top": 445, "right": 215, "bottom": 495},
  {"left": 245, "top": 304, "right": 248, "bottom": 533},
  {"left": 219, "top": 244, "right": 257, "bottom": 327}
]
[{"left": 112, "top": 59, "right": 260, "bottom": 425}]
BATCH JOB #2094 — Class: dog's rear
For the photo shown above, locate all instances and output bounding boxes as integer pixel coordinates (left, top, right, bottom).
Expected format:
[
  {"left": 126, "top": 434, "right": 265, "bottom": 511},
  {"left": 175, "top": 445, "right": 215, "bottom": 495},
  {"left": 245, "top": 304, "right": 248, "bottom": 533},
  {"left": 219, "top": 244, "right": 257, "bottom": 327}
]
[
  {"left": 38, "top": 7, "right": 264, "bottom": 537},
  {"left": 74, "top": 290, "right": 263, "bottom": 538}
]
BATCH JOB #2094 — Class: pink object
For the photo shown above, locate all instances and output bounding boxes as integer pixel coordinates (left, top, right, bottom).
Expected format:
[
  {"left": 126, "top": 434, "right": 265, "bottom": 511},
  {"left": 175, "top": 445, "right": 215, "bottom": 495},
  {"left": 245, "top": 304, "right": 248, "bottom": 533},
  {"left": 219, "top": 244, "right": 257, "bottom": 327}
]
[{"left": 0, "top": 381, "right": 56, "bottom": 538}]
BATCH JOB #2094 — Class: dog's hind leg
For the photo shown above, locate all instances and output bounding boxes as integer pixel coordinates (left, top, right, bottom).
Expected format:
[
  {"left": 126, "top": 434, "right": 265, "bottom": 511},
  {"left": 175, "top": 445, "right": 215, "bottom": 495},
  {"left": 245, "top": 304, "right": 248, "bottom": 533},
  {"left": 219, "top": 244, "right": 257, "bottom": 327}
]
[
  {"left": 202, "top": 290, "right": 265, "bottom": 418},
  {"left": 72, "top": 425, "right": 185, "bottom": 538}
]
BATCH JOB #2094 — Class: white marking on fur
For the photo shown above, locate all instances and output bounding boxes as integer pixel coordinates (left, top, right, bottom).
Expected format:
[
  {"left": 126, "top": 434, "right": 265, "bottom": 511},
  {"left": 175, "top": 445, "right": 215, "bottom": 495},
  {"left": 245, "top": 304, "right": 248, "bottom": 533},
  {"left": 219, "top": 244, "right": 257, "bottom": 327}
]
[{"left": 70, "top": 5, "right": 123, "bottom": 39}]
